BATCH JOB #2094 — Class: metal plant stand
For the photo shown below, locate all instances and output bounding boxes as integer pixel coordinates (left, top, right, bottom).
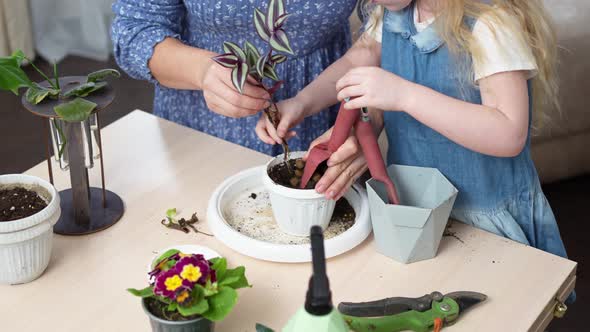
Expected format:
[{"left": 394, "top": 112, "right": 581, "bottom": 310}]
[{"left": 22, "top": 76, "right": 124, "bottom": 235}]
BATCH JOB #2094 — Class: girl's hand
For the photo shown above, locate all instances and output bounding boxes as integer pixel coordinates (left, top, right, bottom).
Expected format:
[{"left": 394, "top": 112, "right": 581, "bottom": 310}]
[
  {"left": 336, "top": 66, "right": 414, "bottom": 111},
  {"left": 255, "top": 97, "right": 307, "bottom": 145},
  {"left": 304, "top": 128, "right": 368, "bottom": 200},
  {"left": 200, "top": 59, "right": 271, "bottom": 118}
]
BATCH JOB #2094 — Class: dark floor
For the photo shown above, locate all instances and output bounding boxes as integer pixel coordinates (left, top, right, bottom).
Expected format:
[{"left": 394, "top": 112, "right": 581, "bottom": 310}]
[{"left": 1, "top": 56, "right": 587, "bottom": 331}]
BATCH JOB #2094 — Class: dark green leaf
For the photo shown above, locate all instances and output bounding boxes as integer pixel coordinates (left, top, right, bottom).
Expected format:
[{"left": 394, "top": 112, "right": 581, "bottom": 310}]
[
  {"left": 210, "top": 257, "right": 227, "bottom": 280},
  {"left": 202, "top": 286, "right": 238, "bottom": 321},
  {"left": 256, "top": 54, "right": 268, "bottom": 78},
  {"left": 254, "top": 9, "right": 270, "bottom": 41},
  {"left": 178, "top": 285, "right": 209, "bottom": 316},
  {"left": 269, "top": 29, "right": 294, "bottom": 55},
  {"left": 63, "top": 81, "right": 107, "bottom": 98},
  {"left": 256, "top": 323, "right": 276, "bottom": 332},
  {"left": 219, "top": 266, "right": 250, "bottom": 289},
  {"left": 53, "top": 62, "right": 60, "bottom": 90},
  {"left": 223, "top": 42, "right": 246, "bottom": 62},
  {"left": 231, "top": 62, "right": 249, "bottom": 94},
  {"left": 212, "top": 54, "right": 239, "bottom": 69},
  {"left": 127, "top": 287, "right": 154, "bottom": 298},
  {"left": 0, "top": 53, "right": 34, "bottom": 94},
  {"left": 167, "top": 303, "right": 178, "bottom": 311},
  {"left": 152, "top": 248, "right": 181, "bottom": 269},
  {"left": 53, "top": 98, "right": 96, "bottom": 122},
  {"left": 86, "top": 69, "right": 121, "bottom": 83},
  {"left": 203, "top": 280, "right": 219, "bottom": 297},
  {"left": 11, "top": 50, "right": 26, "bottom": 66},
  {"left": 263, "top": 64, "right": 280, "bottom": 81}
]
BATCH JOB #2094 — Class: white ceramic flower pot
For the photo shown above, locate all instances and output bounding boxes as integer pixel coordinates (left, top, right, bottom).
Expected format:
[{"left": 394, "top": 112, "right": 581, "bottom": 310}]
[
  {"left": 0, "top": 174, "right": 60, "bottom": 284},
  {"left": 263, "top": 151, "right": 336, "bottom": 236}
]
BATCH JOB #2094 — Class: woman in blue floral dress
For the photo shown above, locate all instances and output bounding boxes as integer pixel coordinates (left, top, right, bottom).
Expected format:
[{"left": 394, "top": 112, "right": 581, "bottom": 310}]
[{"left": 111, "top": 0, "right": 358, "bottom": 155}]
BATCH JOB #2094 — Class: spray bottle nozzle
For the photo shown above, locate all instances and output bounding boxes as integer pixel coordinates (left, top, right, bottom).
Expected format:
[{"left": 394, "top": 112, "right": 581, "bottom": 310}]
[{"left": 305, "top": 226, "right": 333, "bottom": 316}]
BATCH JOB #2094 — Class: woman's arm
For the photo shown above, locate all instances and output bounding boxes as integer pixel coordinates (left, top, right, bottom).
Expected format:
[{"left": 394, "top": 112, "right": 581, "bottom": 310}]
[
  {"left": 112, "top": 0, "right": 269, "bottom": 118},
  {"left": 338, "top": 68, "right": 530, "bottom": 157}
]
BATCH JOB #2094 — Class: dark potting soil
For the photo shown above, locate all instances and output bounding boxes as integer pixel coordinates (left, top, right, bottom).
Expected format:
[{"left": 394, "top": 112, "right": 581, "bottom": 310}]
[
  {"left": 0, "top": 187, "right": 48, "bottom": 222},
  {"left": 268, "top": 158, "right": 327, "bottom": 189},
  {"left": 328, "top": 198, "right": 356, "bottom": 234},
  {"left": 145, "top": 297, "right": 201, "bottom": 322}
]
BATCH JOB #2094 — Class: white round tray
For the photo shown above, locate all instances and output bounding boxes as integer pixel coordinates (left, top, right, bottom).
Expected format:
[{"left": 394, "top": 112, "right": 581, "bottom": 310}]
[{"left": 207, "top": 166, "right": 372, "bottom": 263}]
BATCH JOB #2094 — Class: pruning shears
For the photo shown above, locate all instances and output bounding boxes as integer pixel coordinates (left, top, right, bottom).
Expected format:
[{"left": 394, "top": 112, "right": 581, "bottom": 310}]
[{"left": 338, "top": 291, "right": 487, "bottom": 332}]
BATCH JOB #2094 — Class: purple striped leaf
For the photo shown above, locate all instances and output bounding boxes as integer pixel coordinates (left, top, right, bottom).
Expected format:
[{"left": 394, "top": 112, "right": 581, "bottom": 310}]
[
  {"left": 267, "top": 0, "right": 285, "bottom": 24},
  {"left": 270, "top": 54, "right": 287, "bottom": 64},
  {"left": 254, "top": 9, "right": 270, "bottom": 42},
  {"left": 274, "top": 13, "right": 290, "bottom": 29},
  {"left": 231, "top": 62, "right": 249, "bottom": 94},
  {"left": 212, "top": 54, "right": 239, "bottom": 68},
  {"left": 269, "top": 29, "right": 294, "bottom": 55},
  {"left": 223, "top": 42, "right": 246, "bottom": 62},
  {"left": 256, "top": 54, "right": 268, "bottom": 78},
  {"left": 263, "top": 64, "right": 280, "bottom": 81}
]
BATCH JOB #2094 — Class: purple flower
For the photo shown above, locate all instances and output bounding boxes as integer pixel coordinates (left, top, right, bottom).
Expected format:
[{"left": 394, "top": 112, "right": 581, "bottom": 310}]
[
  {"left": 154, "top": 269, "right": 190, "bottom": 300},
  {"left": 176, "top": 255, "right": 210, "bottom": 285}
]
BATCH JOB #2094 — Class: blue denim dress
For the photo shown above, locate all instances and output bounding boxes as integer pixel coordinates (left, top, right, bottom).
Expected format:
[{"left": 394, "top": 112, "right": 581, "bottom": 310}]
[
  {"left": 111, "top": 0, "right": 357, "bottom": 155},
  {"left": 380, "top": 5, "right": 573, "bottom": 299}
]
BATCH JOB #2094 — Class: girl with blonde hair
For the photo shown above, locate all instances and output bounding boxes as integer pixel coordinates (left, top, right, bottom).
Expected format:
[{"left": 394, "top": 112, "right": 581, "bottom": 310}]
[{"left": 256, "top": 0, "right": 573, "bottom": 301}]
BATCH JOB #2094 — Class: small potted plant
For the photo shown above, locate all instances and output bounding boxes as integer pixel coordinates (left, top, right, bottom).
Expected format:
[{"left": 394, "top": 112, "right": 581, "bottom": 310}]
[
  {"left": 212, "top": 0, "right": 335, "bottom": 236},
  {"left": 0, "top": 174, "right": 61, "bottom": 284},
  {"left": 128, "top": 249, "right": 250, "bottom": 332}
]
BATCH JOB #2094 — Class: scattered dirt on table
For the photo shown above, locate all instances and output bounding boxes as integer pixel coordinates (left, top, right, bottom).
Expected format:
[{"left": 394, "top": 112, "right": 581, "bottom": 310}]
[
  {"left": 0, "top": 187, "right": 48, "bottom": 222},
  {"left": 443, "top": 222, "right": 465, "bottom": 244},
  {"left": 268, "top": 158, "right": 327, "bottom": 189},
  {"left": 249, "top": 193, "right": 257, "bottom": 200}
]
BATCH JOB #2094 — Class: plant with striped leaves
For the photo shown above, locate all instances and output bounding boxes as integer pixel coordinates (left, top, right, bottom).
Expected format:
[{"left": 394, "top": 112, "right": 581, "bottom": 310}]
[{"left": 212, "top": 0, "right": 294, "bottom": 159}]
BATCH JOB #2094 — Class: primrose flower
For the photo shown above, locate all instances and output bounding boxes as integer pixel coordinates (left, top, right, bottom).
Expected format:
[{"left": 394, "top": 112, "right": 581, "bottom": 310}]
[
  {"left": 154, "top": 269, "right": 191, "bottom": 299},
  {"left": 176, "top": 255, "right": 210, "bottom": 285}
]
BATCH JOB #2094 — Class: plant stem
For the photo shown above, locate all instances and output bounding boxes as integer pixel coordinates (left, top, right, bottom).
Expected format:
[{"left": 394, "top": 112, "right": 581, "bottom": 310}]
[
  {"left": 25, "top": 57, "right": 58, "bottom": 90},
  {"left": 53, "top": 62, "right": 60, "bottom": 90}
]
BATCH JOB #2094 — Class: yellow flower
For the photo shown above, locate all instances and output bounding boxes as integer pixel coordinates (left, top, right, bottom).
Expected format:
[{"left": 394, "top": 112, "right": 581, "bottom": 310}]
[
  {"left": 176, "top": 290, "right": 190, "bottom": 304},
  {"left": 180, "top": 264, "right": 202, "bottom": 282},
  {"left": 164, "top": 275, "right": 183, "bottom": 291}
]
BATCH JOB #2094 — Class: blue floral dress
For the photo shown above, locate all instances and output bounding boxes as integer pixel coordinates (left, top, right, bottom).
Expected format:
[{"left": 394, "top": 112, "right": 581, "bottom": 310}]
[{"left": 111, "top": 0, "right": 357, "bottom": 155}]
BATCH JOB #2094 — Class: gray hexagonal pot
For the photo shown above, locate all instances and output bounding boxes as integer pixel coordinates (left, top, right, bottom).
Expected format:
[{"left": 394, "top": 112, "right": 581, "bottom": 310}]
[
  {"left": 142, "top": 299, "right": 214, "bottom": 332},
  {"left": 366, "top": 164, "right": 458, "bottom": 264}
]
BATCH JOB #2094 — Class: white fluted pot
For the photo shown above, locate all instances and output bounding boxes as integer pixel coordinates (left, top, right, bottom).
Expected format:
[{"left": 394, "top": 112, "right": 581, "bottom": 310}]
[
  {"left": 263, "top": 151, "right": 336, "bottom": 236},
  {"left": 0, "top": 174, "right": 60, "bottom": 284}
]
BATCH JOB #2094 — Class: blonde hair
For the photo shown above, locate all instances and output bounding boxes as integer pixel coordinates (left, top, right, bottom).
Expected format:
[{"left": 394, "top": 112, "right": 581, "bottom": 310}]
[{"left": 363, "top": 0, "right": 559, "bottom": 129}]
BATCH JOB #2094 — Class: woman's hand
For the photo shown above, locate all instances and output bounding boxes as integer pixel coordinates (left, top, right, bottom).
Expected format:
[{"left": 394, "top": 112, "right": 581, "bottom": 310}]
[
  {"left": 305, "top": 128, "right": 368, "bottom": 201},
  {"left": 336, "top": 66, "right": 414, "bottom": 111},
  {"left": 255, "top": 96, "right": 308, "bottom": 145},
  {"left": 200, "top": 60, "right": 271, "bottom": 118}
]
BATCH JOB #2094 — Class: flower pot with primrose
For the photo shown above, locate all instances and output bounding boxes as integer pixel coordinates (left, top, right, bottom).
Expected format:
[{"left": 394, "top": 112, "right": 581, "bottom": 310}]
[
  {"left": 263, "top": 151, "right": 336, "bottom": 236},
  {"left": 0, "top": 174, "right": 60, "bottom": 284},
  {"left": 128, "top": 249, "right": 250, "bottom": 332}
]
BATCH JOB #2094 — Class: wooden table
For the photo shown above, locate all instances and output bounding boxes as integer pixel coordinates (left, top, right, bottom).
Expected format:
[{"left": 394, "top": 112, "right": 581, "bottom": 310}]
[{"left": 2, "top": 111, "right": 576, "bottom": 332}]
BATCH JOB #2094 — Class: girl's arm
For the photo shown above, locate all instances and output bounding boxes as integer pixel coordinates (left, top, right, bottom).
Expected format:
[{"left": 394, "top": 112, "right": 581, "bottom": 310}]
[
  {"left": 297, "top": 36, "right": 382, "bottom": 115},
  {"left": 338, "top": 68, "right": 530, "bottom": 157}
]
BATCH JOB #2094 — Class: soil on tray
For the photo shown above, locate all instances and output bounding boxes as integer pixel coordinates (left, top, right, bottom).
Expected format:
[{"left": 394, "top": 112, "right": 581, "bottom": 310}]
[
  {"left": 224, "top": 191, "right": 357, "bottom": 245},
  {"left": 0, "top": 187, "right": 48, "bottom": 222},
  {"left": 268, "top": 158, "right": 327, "bottom": 189},
  {"left": 145, "top": 297, "right": 201, "bottom": 321}
]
